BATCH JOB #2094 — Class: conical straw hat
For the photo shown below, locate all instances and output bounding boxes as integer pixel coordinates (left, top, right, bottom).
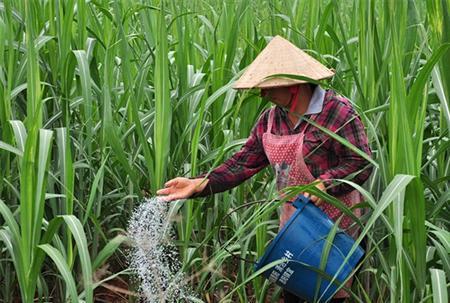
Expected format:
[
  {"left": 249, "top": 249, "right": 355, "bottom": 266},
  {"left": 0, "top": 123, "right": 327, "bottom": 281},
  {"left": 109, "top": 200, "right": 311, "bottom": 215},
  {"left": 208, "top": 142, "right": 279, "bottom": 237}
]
[{"left": 233, "top": 36, "right": 335, "bottom": 89}]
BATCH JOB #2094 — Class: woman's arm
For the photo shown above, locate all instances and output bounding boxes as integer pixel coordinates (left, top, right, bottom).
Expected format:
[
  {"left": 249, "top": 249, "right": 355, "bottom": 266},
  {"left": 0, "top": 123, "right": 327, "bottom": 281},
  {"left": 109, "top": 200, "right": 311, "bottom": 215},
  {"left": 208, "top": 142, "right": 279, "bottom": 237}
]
[
  {"left": 192, "top": 110, "right": 270, "bottom": 197},
  {"left": 318, "top": 104, "right": 373, "bottom": 196},
  {"left": 158, "top": 110, "right": 270, "bottom": 201}
]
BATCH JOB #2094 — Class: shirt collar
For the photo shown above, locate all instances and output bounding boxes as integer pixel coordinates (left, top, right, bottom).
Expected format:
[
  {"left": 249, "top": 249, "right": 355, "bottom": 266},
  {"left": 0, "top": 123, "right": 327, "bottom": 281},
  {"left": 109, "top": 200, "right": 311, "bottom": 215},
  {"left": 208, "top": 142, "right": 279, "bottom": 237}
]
[
  {"left": 278, "top": 85, "right": 326, "bottom": 115},
  {"left": 306, "top": 85, "right": 325, "bottom": 115},
  {"left": 277, "top": 86, "right": 326, "bottom": 129}
]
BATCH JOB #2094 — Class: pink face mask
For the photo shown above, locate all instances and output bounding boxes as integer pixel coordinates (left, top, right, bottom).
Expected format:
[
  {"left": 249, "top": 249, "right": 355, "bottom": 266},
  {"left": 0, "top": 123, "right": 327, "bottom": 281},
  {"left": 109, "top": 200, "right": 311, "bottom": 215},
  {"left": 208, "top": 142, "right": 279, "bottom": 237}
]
[{"left": 288, "top": 85, "right": 301, "bottom": 113}]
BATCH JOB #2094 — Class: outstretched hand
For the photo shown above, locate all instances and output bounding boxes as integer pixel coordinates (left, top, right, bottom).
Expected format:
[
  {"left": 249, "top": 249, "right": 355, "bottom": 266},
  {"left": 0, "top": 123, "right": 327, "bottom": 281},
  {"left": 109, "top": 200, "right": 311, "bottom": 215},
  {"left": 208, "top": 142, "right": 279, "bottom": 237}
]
[{"left": 156, "top": 177, "right": 209, "bottom": 202}]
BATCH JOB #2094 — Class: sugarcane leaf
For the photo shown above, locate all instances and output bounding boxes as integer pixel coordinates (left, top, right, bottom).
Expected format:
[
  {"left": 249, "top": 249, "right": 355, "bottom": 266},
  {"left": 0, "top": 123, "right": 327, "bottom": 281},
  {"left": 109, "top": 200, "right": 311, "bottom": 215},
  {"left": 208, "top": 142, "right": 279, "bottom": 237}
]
[
  {"left": 430, "top": 268, "right": 448, "bottom": 303},
  {"left": 62, "top": 215, "right": 93, "bottom": 303},
  {"left": 92, "top": 235, "right": 127, "bottom": 271},
  {"left": 38, "top": 244, "right": 79, "bottom": 303}
]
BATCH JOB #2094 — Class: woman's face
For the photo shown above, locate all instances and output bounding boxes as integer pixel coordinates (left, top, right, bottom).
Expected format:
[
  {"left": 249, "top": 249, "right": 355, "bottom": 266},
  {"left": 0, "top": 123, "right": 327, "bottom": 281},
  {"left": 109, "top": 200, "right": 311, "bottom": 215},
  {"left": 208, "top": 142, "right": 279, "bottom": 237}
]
[{"left": 260, "top": 87, "right": 292, "bottom": 108}]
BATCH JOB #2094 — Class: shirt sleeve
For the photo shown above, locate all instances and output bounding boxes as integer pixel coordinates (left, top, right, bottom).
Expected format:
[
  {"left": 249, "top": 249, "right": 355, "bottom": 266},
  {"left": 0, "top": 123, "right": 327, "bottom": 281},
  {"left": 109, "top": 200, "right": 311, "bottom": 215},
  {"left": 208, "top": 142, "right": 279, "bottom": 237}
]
[
  {"left": 192, "top": 109, "right": 270, "bottom": 198},
  {"left": 318, "top": 103, "right": 373, "bottom": 197}
]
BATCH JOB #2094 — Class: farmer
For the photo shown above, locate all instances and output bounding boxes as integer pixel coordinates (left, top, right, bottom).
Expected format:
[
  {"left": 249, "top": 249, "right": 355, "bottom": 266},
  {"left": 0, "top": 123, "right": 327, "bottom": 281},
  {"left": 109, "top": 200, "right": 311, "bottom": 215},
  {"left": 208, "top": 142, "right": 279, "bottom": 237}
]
[{"left": 157, "top": 36, "right": 372, "bottom": 302}]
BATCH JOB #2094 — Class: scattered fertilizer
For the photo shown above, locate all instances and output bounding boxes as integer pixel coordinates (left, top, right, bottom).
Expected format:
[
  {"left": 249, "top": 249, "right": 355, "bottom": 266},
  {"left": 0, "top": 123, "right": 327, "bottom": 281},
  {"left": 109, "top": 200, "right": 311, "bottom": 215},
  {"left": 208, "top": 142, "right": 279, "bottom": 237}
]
[{"left": 127, "top": 197, "right": 197, "bottom": 302}]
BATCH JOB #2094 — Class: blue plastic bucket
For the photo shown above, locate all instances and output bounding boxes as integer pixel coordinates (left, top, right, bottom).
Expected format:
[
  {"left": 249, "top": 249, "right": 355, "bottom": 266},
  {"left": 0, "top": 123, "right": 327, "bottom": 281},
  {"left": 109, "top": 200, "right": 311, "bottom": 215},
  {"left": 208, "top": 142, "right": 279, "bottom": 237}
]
[{"left": 254, "top": 195, "right": 364, "bottom": 302}]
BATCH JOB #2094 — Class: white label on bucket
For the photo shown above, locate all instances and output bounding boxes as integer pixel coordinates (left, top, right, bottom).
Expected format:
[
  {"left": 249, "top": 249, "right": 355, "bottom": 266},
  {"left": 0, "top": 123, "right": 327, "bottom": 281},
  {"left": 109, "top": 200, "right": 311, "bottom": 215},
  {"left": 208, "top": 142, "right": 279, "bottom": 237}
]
[
  {"left": 275, "top": 262, "right": 287, "bottom": 272},
  {"left": 269, "top": 271, "right": 281, "bottom": 282},
  {"left": 279, "top": 267, "right": 294, "bottom": 285},
  {"left": 284, "top": 250, "right": 294, "bottom": 259},
  {"left": 270, "top": 250, "right": 295, "bottom": 284}
]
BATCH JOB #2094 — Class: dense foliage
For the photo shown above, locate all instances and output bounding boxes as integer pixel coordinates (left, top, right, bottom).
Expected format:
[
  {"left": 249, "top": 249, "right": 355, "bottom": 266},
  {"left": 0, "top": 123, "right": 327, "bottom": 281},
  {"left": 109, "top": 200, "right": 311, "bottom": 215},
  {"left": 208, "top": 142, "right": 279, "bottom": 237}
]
[{"left": 0, "top": 0, "right": 448, "bottom": 302}]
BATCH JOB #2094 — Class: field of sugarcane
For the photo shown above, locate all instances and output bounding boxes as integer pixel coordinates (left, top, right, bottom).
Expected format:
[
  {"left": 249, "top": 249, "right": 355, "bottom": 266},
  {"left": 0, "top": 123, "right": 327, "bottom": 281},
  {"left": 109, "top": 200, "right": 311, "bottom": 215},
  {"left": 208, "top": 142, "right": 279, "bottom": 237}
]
[{"left": 0, "top": 0, "right": 449, "bottom": 302}]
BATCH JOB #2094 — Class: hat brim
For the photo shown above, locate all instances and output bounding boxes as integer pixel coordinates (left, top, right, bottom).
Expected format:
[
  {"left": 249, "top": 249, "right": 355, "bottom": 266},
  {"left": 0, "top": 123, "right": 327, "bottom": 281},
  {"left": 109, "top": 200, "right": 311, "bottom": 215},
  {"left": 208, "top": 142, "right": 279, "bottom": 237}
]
[{"left": 233, "top": 73, "right": 334, "bottom": 90}]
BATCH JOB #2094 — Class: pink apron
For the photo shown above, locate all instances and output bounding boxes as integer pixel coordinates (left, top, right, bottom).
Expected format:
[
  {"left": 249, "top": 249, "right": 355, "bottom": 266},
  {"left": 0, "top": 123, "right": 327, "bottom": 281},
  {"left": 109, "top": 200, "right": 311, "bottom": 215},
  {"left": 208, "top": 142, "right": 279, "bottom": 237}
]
[{"left": 262, "top": 107, "right": 361, "bottom": 299}]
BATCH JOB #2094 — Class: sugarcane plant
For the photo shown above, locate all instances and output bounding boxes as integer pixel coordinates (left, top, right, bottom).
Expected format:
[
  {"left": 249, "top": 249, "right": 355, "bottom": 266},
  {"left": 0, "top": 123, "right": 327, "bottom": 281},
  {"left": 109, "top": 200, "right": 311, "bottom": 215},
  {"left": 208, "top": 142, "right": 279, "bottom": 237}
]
[{"left": 0, "top": 0, "right": 448, "bottom": 302}]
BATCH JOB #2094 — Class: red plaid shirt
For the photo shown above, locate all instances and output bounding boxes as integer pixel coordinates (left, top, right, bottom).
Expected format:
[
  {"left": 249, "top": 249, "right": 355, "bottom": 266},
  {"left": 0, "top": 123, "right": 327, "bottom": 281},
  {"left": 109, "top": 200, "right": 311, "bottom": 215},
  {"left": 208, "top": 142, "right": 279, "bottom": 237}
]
[{"left": 194, "top": 90, "right": 373, "bottom": 197}]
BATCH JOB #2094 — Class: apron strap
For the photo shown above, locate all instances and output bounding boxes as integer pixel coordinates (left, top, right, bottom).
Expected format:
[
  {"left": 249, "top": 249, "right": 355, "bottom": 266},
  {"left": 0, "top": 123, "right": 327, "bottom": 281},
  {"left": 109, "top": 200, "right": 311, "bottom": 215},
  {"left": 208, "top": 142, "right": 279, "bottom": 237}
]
[
  {"left": 267, "top": 107, "right": 276, "bottom": 134},
  {"left": 300, "top": 113, "right": 318, "bottom": 134},
  {"left": 267, "top": 108, "right": 320, "bottom": 135}
]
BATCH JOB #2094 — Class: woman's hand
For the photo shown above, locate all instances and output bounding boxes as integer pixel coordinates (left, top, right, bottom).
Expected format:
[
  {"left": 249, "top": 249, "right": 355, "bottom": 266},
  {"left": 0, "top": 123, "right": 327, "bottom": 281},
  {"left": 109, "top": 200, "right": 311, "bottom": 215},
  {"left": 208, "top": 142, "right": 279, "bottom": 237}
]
[
  {"left": 303, "top": 179, "right": 326, "bottom": 206},
  {"left": 156, "top": 177, "right": 209, "bottom": 202}
]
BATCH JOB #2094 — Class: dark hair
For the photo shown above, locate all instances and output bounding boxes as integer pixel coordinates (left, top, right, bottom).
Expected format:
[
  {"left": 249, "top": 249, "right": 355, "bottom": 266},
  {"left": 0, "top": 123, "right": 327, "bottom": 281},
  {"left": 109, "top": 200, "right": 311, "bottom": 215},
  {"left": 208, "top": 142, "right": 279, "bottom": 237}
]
[{"left": 309, "top": 83, "right": 318, "bottom": 91}]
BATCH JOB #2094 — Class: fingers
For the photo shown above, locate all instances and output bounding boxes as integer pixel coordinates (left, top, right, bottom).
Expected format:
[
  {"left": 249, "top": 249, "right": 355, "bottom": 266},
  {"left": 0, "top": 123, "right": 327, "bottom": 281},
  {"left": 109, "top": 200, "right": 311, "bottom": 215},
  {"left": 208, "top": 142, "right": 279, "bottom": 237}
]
[
  {"left": 157, "top": 187, "right": 185, "bottom": 201},
  {"left": 157, "top": 178, "right": 184, "bottom": 196},
  {"left": 303, "top": 179, "right": 326, "bottom": 206},
  {"left": 303, "top": 192, "right": 322, "bottom": 206},
  {"left": 165, "top": 177, "right": 182, "bottom": 187},
  {"left": 160, "top": 195, "right": 178, "bottom": 202},
  {"left": 157, "top": 177, "right": 194, "bottom": 202},
  {"left": 156, "top": 187, "right": 174, "bottom": 195},
  {"left": 160, "top": 193, "right": 186, "bottom": 202},
  {"left": 310, "top": 195, "right": 322, "bottom": 206},
  {"left": 160, "top": 195, "right": 174, "bottom": 202}
]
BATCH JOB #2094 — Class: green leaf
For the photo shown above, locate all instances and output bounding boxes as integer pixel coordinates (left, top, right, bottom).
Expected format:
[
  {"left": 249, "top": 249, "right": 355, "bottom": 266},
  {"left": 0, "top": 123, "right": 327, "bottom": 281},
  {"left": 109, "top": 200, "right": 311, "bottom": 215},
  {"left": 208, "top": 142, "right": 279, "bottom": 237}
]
[
  {"left": 9, "top": 120, "right": 27, "bottom": 152},
  {"left": 153, "top": 1, "right": 172, "bottom": 190},
  {"left": 0, "top": 140, "right": 23, "bottom": 157},
  {"left": 62, "top": 215, "right": 93, "bottom": 303},
  {"left": 38, "top": 244, "right": 79, "bottom": 303},
  {"left": 83, "top": 156, "right": 107, "bottom": 225},
  {"left": 92, "top": 235, "right": 127, "bottom": 271},
  {"left": 430, "top": 268, "right": 448, "bottom": 303}
]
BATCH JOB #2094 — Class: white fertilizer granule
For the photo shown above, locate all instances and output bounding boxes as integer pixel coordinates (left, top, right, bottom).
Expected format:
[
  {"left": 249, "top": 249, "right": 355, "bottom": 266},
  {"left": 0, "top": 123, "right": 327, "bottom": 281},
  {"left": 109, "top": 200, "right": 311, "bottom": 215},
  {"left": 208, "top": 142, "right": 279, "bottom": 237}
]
[{"left": 127, "top": 197, "right": 198, "bottom": 302}]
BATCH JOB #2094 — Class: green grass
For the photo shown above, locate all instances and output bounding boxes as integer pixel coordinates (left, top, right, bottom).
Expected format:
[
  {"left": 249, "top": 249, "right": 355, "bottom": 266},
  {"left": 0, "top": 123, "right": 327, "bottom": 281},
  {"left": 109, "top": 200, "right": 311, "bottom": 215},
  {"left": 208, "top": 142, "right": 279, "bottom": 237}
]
[{"left": 0, "top": 0, "right": 449, "bottom": 302}]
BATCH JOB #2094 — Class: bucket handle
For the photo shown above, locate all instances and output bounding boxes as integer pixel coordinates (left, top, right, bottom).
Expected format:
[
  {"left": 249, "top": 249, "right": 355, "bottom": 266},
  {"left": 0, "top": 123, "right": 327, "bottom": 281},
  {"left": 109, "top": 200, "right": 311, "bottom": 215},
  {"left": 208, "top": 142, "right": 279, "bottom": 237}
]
[
  {"left": 292, "top": 194, "right": 311, "bottom": 212},
  {"left": 217, "top": 195, "right": 312, "bottom": 265},
  {"left": 218, "top": 199, "right": 281, "bottom": 265}
]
